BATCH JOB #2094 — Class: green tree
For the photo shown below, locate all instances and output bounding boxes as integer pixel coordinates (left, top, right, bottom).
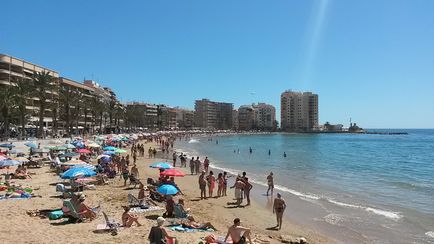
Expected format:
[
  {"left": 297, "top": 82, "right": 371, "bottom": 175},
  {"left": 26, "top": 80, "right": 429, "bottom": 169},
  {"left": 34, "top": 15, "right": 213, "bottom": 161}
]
[
  {"left": 32, "top": 71, "right": 56, "bottom": 138},
  {"left": 11, "top": 77, "right": 33, "bottom": 139},
  {"left": 59, "top": 86, "right": 76, "bottom": 137},
  {"left": 0, "top": 86, "right": 17, "bottom": 139}
]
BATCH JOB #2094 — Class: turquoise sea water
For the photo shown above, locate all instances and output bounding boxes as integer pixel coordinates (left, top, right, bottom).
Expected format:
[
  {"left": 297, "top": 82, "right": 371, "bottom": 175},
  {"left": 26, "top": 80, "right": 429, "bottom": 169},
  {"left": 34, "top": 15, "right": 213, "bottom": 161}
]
[{"left": 175, "top": 129, "right": 434, "bottom": 243}]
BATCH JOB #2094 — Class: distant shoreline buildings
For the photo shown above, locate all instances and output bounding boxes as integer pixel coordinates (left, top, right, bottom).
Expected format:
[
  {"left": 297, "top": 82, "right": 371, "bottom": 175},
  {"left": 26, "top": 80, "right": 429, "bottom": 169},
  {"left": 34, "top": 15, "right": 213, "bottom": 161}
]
[{"left": 0, "top": 53, "right": 345, "bottom": 138}]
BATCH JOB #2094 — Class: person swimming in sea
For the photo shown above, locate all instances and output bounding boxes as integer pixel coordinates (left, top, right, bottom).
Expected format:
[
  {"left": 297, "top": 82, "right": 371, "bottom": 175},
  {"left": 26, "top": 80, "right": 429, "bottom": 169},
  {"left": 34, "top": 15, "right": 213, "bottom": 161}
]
[{"left": 283, "top": 152, "right": 287, "bottom": 157}]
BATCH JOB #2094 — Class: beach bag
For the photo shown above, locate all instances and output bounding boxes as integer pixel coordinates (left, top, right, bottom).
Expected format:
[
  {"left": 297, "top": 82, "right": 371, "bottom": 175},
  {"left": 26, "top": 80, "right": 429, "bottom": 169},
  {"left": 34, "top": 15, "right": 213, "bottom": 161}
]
[{"left": 49, "top": 210, "right": 64, "bottom": 220}]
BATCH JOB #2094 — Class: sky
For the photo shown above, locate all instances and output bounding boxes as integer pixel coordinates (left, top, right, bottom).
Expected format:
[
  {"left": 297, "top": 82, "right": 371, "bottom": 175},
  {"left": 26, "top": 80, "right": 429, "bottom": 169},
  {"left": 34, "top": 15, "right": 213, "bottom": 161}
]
[{"left": 1, "top": 0, "right": 434, "bottom": 128}]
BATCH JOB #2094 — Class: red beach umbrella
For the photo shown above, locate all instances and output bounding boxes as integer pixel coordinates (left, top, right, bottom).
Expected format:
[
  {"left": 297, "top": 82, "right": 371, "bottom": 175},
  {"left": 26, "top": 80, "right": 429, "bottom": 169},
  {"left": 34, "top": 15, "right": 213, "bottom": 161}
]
[
  {"left": 160, "top": 169, "right": 186, "bottom": 177},
  {"left": 77, "top": 148, "right": 91, "bottom": 154}
]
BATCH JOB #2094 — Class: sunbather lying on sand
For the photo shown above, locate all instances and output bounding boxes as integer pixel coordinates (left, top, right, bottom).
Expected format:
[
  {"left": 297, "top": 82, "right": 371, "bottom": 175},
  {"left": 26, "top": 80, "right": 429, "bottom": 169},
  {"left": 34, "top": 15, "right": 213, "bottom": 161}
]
[{"left": 181, "top": 216, "right": 218, "bottom": 231}]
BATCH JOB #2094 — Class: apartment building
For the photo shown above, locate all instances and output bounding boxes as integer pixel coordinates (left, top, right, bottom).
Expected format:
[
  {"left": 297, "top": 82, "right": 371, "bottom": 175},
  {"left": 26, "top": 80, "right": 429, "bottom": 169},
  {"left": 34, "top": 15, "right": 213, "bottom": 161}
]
[
  {"left": 238, "top": 105, "right": 255, "bottom": 131},
  {"left": 0, "top": 53, "right": 59, "bottom": 132},
  {"left": 174, "top": 108, "right": 194, "bottom": 130},
  {"left": 253, "top": 103, "right": 276, "bottom": 130},
  {"left": 281, "top": 90, "right": 318, "bottom": 132},
  {"left": 157, "top": 105, "right": 177, "bottom": 130},
  {"left": 0, "top": 53, "right": 122, "bottom": 137},
  {"left": 237, "top": 103, "right": 276, "bottom": 131},
  {"left": 232, "top": 109, "right": 239, "bottom": 131},
  {"left": 125, "top": 102, "right": 158, "bottom": 130},
  {"left": 194, "top": 99, "right": 233, "bottom": 130}
]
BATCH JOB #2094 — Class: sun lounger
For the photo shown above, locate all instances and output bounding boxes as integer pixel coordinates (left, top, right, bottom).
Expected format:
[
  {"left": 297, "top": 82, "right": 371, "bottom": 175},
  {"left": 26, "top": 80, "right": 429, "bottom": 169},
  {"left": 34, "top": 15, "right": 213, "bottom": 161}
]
[
  {"left": 62, "top": 199, "right": 86, "bottom": 222},
  {"left": 62, "top": 199, "right": 100, "bottom": 222}
]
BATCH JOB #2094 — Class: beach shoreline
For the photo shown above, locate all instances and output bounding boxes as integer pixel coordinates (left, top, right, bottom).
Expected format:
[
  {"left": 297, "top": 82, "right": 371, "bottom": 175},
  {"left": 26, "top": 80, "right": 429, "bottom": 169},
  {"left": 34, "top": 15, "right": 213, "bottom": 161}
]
[{"left": 0, "top": 139, "right": 331, "bottom": 244}]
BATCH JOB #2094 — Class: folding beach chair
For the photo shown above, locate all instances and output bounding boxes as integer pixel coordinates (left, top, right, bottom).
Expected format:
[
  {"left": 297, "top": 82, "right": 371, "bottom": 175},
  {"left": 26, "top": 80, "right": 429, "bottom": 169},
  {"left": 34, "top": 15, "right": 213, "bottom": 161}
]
[
  {"left": 128, "top": 193, "right": 141, "bottom": 207},
  {"left": 96, "top": 212, "right": 120, "bottom": 235}
]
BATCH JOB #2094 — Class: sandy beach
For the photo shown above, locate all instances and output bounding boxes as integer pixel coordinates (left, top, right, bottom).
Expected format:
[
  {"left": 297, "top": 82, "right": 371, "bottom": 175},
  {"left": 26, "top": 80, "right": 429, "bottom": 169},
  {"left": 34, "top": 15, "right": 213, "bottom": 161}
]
[{"left": 0, "top": 141, "right": 331, "bottom": 243}]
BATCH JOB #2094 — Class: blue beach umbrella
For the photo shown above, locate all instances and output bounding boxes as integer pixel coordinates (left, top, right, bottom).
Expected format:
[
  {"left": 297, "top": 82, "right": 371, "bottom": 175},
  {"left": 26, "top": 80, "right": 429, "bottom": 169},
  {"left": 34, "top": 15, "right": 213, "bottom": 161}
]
[
  {"left": 64, "top": 144, "right": 76, "bottom": 149},
  {"left": 61, "top": 167, "right": 96, "bottom": 179},
  {"left": 157, "top": 184, "right": 179, "bottom": 195},
  {"left": 0, "top": 159, "right": 22, "bottom": 167},
  {"left": 0, "top": 143, "right": 15, "bottom": 149},
  {"left": 103, "top": 151, "right": 116, "bottom": 155},
  {"left": 72, "top": 163, "right": 96, "bottom": 170},
  {"left": 149, "top": 162, "right": 173, "bottom": 169},
  {"left": 61, "top": 152, "right": 79, "bottom": 157},
  {"left": 24, "top": 142, "right": 37, "bottom": 149},
  {"left": 103, "top": 146, "right": 117, "bottom": 151}
]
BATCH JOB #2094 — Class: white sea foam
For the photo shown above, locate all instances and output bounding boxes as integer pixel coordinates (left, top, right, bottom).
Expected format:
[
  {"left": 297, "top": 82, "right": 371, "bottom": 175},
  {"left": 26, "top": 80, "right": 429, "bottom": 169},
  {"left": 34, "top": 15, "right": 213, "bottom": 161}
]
[
  {"left": 188, "top": 139, "right": 199, "bottom": 144},
  {"left": 176, "top": 145, "right": 402, "bottom": 221},
  {"left": 426, "top": 231, "right": 434, "bottom": 239},
  {"left": 328, "top": 199, "right": 402, "bottom": 220}
]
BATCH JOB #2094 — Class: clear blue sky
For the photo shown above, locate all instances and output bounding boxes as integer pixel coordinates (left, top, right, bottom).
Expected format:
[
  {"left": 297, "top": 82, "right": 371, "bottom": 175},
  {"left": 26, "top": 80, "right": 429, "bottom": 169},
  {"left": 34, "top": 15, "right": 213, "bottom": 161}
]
[{"left": 2, "top": 0, "right": 433, "bottom": 128}]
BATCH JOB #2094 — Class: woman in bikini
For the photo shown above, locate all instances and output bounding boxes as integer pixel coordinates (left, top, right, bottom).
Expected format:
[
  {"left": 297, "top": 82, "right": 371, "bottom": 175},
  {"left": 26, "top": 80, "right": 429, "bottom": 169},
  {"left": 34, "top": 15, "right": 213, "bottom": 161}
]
[
  {"left": 217, "top": 173, "right": 224, "bottom": 197},
  {"left": 207, "top": 171, "right": 216, "bottom": 198}
]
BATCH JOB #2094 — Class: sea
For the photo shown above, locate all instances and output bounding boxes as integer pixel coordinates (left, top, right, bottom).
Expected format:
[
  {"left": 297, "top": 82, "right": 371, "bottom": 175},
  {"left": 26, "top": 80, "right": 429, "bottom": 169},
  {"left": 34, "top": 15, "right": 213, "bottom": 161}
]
[{"left": 174, "top": 129, "right": 434, "bottom": 243}]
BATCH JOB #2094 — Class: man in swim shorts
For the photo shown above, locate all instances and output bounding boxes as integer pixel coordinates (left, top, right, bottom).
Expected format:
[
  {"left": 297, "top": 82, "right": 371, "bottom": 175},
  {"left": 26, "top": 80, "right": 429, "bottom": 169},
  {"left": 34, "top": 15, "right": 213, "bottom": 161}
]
[{"left": 224, "top": 218, "right": 252, "bottom": 244}]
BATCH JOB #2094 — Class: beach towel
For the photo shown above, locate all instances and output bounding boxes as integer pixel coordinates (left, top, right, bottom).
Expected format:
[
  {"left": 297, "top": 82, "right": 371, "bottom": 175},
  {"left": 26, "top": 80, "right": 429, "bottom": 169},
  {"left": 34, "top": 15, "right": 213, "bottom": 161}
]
[
  {"left": 129, "top": 206, "right": 162, "bottom": 213},
  {"left": 170, "top": 225, "right": 214, "bottom": 233}
]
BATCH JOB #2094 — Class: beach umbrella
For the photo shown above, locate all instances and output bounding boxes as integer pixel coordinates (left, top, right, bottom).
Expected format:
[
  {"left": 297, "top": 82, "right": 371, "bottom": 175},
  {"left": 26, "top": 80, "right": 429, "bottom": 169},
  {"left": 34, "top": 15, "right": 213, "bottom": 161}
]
[
  {"left": 87, "top": 143, "right": 101, "bottom": 148},
  {"left": 103, "top": 146, "right": 117, "bottom": 151},
  {"left": 24, "top": 142, "right": 38, "bottom": 149},
  {"left": 0, "top": 159, "right": 22, "bottom": 167},
  {"left": 103, "top": 151, "right": 116, "bottom": 155},
  {"left": 32, "top": 148, "right": 49, "bottom": 153},
  {"left": 97, "top": 154, "right": 111, "bottom": 160},
  {"left": 53, "top": 146, "right": 68, "bottom": 151},
  {"left": 149, "top": 162, "right": 173, "bottom": 169},
  {"left": 64, "top": 144, "right": 76, "bottom": 149},
  {"left": 61, "top": 167, "right": 96, "bottom": 179},
  {"left": 115, "top": 148, "right": 127, "bottom": 154},
  {"left": 157, "top": 184, "right": 179, "bottom": 195},
  {"left": 73, "top": 141, "right": 85, "bottom": 148},
  {"left": 61, "top": 152, "right": 79, "bottom": 157},
  {"left": 77, "top": 148, "right": 91, "bottom": 154},
  {"left": 49, "top": 139, "right": 63, "bottom": 145},
  {"left": 61, "top": 159, "right": 87, "bottom": 166},
  {"left": 0, "top": 143, "right": 15, "bottom": 149},
  {"left": 159, "top": 168, "right": 186, "bottom": 177},
  {"left": 13, "top": 157, "right": 30, "bottom": 162}
]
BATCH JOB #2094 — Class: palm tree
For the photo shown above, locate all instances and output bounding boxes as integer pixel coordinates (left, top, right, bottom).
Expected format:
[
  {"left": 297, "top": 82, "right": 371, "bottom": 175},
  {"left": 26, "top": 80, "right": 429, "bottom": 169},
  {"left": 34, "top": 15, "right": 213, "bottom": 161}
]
[
  {"left": 59, "top": 85, "right": 76, "bottom": 137},
  {"left": 32, "top": 71, "right": 56, "bottom": 138},
  {"left": 0, "top": 86, "right": 17, "bottom": 139},
  {"left": 11, "top": 77, "right": 34, "bottom": 139}
]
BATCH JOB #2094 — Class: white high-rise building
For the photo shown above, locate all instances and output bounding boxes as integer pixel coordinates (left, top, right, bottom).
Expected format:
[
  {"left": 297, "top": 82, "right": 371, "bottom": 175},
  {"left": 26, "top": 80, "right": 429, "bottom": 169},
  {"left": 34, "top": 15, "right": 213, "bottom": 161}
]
[{"left": 281, "top": 90, "right": 318, "bottom": 131}]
